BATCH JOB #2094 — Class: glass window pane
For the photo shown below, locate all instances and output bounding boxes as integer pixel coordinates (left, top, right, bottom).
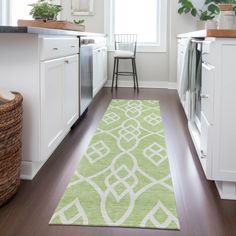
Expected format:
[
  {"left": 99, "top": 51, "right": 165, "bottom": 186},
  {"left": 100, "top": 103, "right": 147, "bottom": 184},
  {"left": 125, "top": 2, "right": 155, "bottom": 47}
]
[
  {"left": 114, "top": 0, "right": 158, "bottom": 43},
  {"left": 10, "top": 0, "right": 35, "bottom": 26}
]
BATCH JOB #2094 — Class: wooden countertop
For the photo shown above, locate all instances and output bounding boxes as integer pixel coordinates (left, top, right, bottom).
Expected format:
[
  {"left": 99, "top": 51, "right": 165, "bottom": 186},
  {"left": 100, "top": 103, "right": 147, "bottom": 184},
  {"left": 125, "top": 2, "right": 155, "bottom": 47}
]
[{"left": 177, "top": 29, "right": 236, "bottom": 38}]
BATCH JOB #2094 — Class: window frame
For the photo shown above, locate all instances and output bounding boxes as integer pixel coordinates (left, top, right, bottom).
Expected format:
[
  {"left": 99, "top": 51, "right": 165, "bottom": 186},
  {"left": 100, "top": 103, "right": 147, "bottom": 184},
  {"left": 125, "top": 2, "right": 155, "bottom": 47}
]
[
  {"left": 0, "top": 0, "right": 9, "bottom": 25},
  {"left": 1, "top": 0, "right": 61, "bottom": 26},
  {"left": 104, "top": 0, "right": 168, "bottom": 53}
]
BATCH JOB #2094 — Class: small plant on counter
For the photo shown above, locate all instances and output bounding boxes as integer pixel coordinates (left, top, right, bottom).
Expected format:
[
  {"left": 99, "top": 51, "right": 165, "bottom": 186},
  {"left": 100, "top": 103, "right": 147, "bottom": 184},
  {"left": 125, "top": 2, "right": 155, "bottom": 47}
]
[
  {"left": 178, "top": 0, "right": 220, "bottom": 21},
  {"left": 207, "top": 0, "right": 236, "bottom": 13},
  {"left": 73, "top": 19, "right": 85, "bottom": 25},
  {"left": 211, "top": 0, "right": 236, "bottom": 3},
  {"left": 29, "top": 0, "right": 63, "bottom": 21}
]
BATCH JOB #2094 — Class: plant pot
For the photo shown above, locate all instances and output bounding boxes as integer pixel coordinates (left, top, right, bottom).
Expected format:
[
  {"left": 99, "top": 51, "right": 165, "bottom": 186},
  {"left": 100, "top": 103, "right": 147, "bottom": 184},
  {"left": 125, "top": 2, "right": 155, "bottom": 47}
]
[
  {"left": 218, "top": 3, "right": 234, "bottom": 12},
  {"left": 33, "top": 14, "right": 56, "bottom": 21},
  {"left": 197, "top": 20, "right": 206, "bottom": 30},
  {"left": 206, "top": 20, "right": 218, "bottom": 29},
  {"left": 218, "top": 10, "right": 236, "bottom": 29}
]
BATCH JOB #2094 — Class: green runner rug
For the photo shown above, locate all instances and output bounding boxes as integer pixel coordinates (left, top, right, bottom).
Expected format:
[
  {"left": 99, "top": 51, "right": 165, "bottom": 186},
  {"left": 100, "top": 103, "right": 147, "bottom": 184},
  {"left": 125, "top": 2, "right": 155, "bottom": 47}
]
[{"left": 50, "top": 100, "right": 180, "bottom": 230}]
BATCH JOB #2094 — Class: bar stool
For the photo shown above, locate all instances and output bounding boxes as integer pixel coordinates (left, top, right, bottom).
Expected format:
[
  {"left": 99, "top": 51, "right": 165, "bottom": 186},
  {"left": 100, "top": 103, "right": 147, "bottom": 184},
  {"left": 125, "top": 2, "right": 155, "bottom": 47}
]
[{"left": 111, "top": 34, "right": 139, "bottom": 90}]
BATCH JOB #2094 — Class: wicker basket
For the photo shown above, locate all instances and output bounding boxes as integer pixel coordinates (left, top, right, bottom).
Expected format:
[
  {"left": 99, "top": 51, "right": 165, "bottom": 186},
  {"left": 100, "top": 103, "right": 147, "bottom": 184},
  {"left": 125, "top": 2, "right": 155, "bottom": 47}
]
[{"left": 0, "top": 92, "right": 23, "bottom": 206}]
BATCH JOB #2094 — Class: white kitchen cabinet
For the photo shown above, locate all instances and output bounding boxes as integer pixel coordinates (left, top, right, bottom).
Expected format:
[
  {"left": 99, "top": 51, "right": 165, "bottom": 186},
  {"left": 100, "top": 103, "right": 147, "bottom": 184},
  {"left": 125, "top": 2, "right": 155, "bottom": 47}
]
[
  {"left": 63, "top": 55, "right": 79, "bottom": 130},
  {"left": 41, "top": 55, "right": 79, "bottom": 160},
  {"left": 0, "top": 34, "right": 79, "bottom": 179},
  {"left": 177, "top": 35, "right": 236, "bottom": 200},
  {"left": 93, "top": 49, "right": 100, "bottom": 96},
  {"left": 102, "top": 47, "right": 108, "bottom": 84},
  {"left": 41, "top": 58, "right": 64, "bottom": 160},
  {"left": 201, "top": 39, "right": 236, "bottom": 200},
  {"left": 93, "top": 46, "right": 107, "bottom": 97},
  {"left": 177, "top": 38, "right": 191, "bottom": 120}
]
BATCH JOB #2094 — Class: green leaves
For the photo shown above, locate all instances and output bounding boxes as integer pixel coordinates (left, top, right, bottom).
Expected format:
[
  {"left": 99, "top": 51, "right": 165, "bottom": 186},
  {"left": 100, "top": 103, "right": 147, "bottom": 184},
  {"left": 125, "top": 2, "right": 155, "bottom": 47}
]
[
  {"left": 205, "top": 0, "right": 236, "bottom": 14},
  {"left": 178, "top": 0, "right": 198, "bottom": 17},
  {"left": 178, "top": 0, "right": 221, "bottom": 21},
  {"left": 199, "top": 10, "right": 215, "bottom": 21},
  {"left": 178, "top": 7, "right": 185, "bottom": 14},
  {"left": 73, "top": 19, "right": 85, "bottom": 25},
  {"left": 191, "top": 8, "right": 197, "bottom": 17},
  {"left": 205, "top": 0, "right": 236, "bottom": 4},
  {"left": 29, "top": 0, "right": 63, "bottom": 20},
  {"left": 208, "top": 3, "right": 220, "bottom": 14}
]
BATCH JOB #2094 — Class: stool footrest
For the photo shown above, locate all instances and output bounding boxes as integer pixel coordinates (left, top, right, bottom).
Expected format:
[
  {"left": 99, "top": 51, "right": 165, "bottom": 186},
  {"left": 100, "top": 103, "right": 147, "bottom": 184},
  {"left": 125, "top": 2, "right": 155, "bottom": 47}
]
[
  {"left": 115, "top": 72, "right": 134, "bottom": 76},
  {"left": 111, "top": 57, "right": 139, "bottom": 90}
]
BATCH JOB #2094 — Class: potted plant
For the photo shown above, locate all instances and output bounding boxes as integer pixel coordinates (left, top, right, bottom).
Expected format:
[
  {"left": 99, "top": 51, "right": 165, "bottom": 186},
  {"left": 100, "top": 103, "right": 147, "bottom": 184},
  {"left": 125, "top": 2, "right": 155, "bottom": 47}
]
[
  {"left": 208, "top": 0, "right": 236, "bottom": 28},
  {"left": 29, "top": 0, "right": 63, "bottom": 21},
  {"left": 209, "top": 0, "right": 236, "bottom": 11},
  {"left": 178, "top": 0, "right": 220, "bottom": 29},
  {"left": 73, "top": 19, "right": 85, "bottom": 25}
]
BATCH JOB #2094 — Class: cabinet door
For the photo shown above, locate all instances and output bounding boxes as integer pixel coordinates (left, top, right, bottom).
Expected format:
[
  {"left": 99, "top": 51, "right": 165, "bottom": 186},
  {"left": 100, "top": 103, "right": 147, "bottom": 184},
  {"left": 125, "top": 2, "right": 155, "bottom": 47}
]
[
  {"left": 93, "top": 47, "right": 108, "bottom": 97},
  {"left": 64, "top": 55, "right": 79, "bottom": 130},
  {"left": 201, "top": 61, "right": 215, "bottom": 125},
  {"left": 93, "top": 49, "right": 100, "bottom": 97},
  {"left": 177, "top": 39, "right": 185, "bottom": 96},
  {"left": 41, "top": 58, "right": 64, "bottom": 160},
  {"left": 102, "top": 47, "right": 108, "bottom": 84}
]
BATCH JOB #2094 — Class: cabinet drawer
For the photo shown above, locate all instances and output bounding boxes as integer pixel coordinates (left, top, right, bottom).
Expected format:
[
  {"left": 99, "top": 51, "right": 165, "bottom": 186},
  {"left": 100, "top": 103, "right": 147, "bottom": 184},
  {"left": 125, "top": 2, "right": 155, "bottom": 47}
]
[
  {"left": 40, "top": 37, "right": 79, "bottom": 61},
  {"left": 201, "top": 61, "right": 215, "bottom": 124}
]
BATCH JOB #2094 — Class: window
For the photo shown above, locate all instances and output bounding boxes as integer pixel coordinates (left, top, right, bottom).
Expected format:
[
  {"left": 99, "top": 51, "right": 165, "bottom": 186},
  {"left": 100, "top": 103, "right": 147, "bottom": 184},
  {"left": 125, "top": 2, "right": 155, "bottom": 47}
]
[
  {"left": 10, "top": 0, "right": 35, "bottom": 26},
  {"left": 104, "top": 0, "right": 167, "bottom": 52},
  {"left": 0, "top": 0, "right": 35, "bottom": 26},
  {"left": 1, "top": 0, "right": 60, "bottom": 26},
  {"left": 0, "top": 0, "right": 8, "bottom": 25}
]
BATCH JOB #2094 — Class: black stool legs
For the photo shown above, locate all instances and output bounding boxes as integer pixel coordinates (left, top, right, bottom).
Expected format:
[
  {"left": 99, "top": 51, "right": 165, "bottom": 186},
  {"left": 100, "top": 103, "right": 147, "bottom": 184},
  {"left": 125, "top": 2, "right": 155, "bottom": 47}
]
[
  {"left": 133, "top": 58, "right": 139, "bottom": 90},
  {"left": 111, "top": 57, "right": 139, "bottom": 90},
  {"left": 111, "top": 58, "right": 117, "bottom": 89}
]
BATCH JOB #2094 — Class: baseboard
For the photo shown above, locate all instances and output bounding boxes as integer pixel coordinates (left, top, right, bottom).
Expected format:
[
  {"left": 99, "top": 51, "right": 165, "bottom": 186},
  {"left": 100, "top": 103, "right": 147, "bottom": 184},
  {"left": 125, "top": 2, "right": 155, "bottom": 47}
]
[
  {"left": 21, "top": 161, "right": 45, "bottom": 180},
  {"left": 215, "top": 181, "right": 236, "bottom": 200},
  {"left": 105, "top": 80, "right": 177, "bottom": 90}
]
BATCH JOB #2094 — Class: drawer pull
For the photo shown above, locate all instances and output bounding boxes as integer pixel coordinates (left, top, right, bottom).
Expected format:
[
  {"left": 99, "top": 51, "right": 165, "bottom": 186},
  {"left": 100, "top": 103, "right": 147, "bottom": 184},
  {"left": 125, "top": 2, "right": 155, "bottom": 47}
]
[
  {"left": 65, "top": 60, "right": 69, "bottom": 64},
  {"left": 201, "top": 150, "right": 207, "bottom": 159},
  {"left": 201, "top": 94, "right": 209, "bottom": 99},
  {"left": 202, "top": 62, "right": 215, "bottom": 70},
  {"left": 52, "top": 47, "right": 59, "bottom": 50},
  {"left": 71, "top": 45, "right": 75, "bottom": 48}
]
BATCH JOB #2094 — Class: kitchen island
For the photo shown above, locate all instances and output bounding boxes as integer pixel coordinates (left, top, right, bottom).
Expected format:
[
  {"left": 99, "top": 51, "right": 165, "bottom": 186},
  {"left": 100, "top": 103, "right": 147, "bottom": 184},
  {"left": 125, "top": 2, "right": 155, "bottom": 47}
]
[
  {"left": 177, "top": 30, "right": 236, "bottom": 200},
  {"left": 0, "top": 27, "right": 106, "bottom": 180}
]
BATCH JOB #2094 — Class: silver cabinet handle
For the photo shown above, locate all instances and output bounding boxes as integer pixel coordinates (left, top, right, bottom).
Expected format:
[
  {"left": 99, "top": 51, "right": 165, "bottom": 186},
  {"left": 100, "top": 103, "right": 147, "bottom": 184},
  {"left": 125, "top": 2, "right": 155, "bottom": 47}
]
[
  {"left": 71, "top": 45, "right": 75, "bottom": 48},
  {"left": 53, "top": 47, "right": 59, "bottom": 50},
  {"left": 201, "top": 150, "right": 207, "bottom": 159},
  {"left": 191, "top": 39, "right": 204, "bottom": 43},
  {"left": 202, "top": 61, "right": 215, "bottom": 70},
  {"left": 65, "top": 60, "right": 69, "bottom": 64},
  {"left": 201, "top": 94, "right": 209, "bottom": 99}
]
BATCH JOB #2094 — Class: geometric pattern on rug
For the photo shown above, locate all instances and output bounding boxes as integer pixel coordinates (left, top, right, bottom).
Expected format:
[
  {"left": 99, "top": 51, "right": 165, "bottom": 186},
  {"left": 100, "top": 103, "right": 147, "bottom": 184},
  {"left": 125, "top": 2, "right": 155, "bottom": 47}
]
[{"left": 50, "top": 100, "right": 180, "bottom": 230}]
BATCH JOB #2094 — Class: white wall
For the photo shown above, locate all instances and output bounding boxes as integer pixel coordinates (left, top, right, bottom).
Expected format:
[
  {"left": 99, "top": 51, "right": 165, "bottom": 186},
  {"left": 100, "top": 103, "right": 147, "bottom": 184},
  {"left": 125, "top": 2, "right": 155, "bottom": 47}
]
[
  {"left": 61, "top": 0, "right": 104, "bottom": 33},
  {"left": 61, "top": 0, "right": 202, "bottom": 86}
]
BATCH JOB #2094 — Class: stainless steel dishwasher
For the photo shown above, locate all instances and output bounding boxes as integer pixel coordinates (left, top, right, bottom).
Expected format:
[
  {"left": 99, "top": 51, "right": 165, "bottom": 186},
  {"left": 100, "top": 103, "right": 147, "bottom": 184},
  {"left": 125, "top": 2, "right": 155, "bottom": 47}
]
[{"left": 79, "top": 37, "right": 94, "bottom": 115}]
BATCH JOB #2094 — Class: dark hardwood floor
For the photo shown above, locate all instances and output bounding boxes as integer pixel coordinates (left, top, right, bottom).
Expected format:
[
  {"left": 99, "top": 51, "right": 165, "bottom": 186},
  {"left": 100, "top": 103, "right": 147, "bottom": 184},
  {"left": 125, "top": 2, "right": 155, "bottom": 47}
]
[{"left": 0, "top": 88, "right": 236, "bottom": 236}]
